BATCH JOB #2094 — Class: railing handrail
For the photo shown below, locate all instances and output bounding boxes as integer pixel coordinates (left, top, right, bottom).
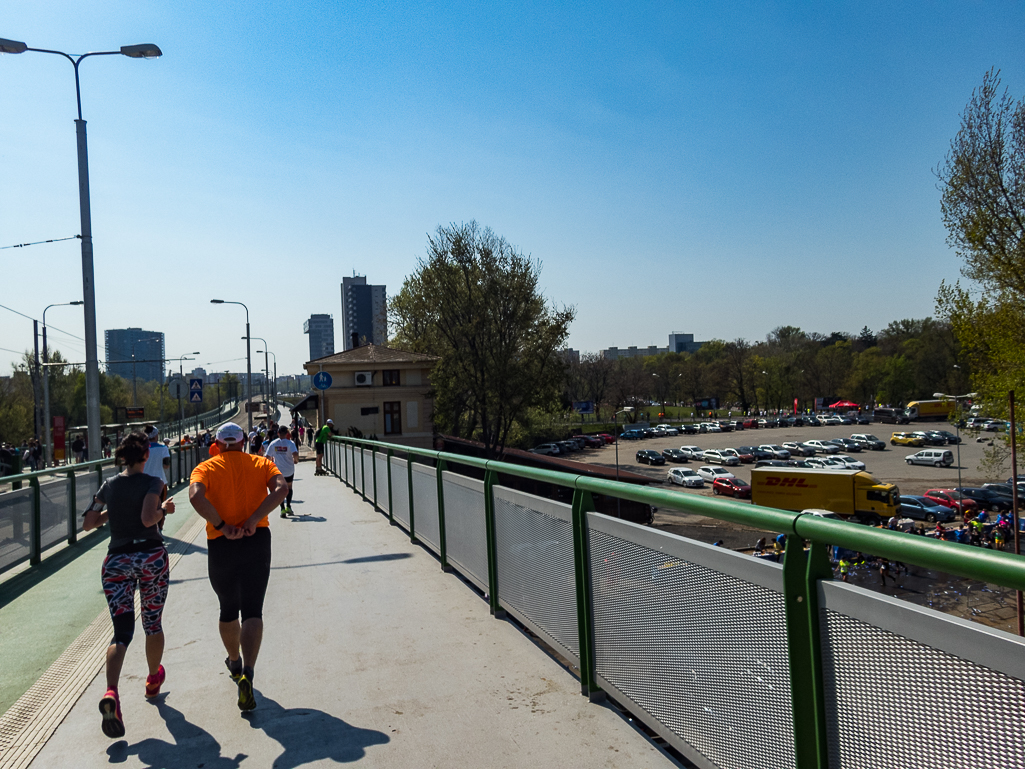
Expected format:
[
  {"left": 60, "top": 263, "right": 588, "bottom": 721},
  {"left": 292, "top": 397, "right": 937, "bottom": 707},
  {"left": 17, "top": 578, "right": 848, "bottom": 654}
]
[
  {"left": 330, "top": 435, "right": 1025, "bottom": 592},
  {"left": 2, "top": 442, "right": 202, "bottom": 485}
]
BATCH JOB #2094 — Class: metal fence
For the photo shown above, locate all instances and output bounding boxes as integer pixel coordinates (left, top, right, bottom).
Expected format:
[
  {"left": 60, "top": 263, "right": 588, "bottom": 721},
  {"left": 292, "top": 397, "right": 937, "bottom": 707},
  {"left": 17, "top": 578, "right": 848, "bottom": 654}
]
[
  {"left": 0, "top": 444, "right": 210, "bottom": 575},
  {"left": 325, "top": 436, "right": 1025, "bottom": 769}
]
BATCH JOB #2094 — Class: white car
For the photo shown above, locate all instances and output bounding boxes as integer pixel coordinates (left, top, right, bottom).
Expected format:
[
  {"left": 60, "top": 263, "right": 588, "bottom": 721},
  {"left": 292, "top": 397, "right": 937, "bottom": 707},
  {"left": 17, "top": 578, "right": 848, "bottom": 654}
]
[
  {"left": 759, "top": 444, "right": 791, "bottom": 460},
  {"left": 697, "top": 465, "right": 736, "bottom": 482},
  {"left": 819, "top": 414, "right": 842, "bottom": 425},
  {"left": 701, "top": 422, "right": 722, "bottom": 433},
  {"left": 833, "top": 454, "right": 866, "bottom": 470},
  {"left": 703, "top": 449, "right": 741, "bottom": 466},
  {"left": 529, "top": 443, "right": 561, "bottom": 455},
  {"left": 807, "top": 457, "right": 846, "bottom": 469},
  {"left": 668, "top": 468, "right": 705, "bottom": 488},
  {"left": 680, "top": 445, "right": 704, "bottom": 460},
  {"left": 782, "top": 441, "right": 816, "bottom": 457},
  {"left": 804, "top": 440, "right": 840, "bottom": 455},
  {"left": 655, "top": 425, "right": 679, "bottom": 436}
]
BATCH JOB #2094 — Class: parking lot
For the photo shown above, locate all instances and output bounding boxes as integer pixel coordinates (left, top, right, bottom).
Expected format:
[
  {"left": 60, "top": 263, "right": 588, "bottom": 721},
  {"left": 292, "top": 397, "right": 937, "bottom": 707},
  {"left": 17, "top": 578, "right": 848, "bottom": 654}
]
[{"left": 570, "top": 423, "right": 1002, "bottom": 499}]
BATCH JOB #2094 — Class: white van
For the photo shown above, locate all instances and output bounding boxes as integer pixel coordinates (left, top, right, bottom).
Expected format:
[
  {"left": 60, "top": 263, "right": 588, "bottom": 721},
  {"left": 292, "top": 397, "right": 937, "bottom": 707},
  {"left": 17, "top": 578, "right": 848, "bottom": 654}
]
[{"left": 905, "top": 449, "right": 954, "bottom": 467}]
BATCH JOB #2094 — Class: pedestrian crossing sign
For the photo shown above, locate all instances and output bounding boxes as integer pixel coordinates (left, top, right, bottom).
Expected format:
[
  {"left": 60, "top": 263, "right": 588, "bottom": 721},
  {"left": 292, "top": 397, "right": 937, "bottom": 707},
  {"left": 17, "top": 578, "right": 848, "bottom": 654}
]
[{"left": 190, "top": 391, "right": 203, "bottom": 403}]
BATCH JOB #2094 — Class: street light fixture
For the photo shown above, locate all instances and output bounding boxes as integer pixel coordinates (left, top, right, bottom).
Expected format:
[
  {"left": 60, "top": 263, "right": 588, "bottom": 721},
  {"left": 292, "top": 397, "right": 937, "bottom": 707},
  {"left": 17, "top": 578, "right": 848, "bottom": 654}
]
[
  {"left": 211, "top": 300, "right": 252, "bottom": 434},
  {"left": 244, "top": 336, "right": 270, "bottom": 411},
  {"left": 41, "top": 301, "right": 83, "bottom": 465},
  {"left": 3, "top": 38, "right": 162, "bottom": 460},
  {"left": 256, "top": 349, "right": 277, "bottom": 411}
]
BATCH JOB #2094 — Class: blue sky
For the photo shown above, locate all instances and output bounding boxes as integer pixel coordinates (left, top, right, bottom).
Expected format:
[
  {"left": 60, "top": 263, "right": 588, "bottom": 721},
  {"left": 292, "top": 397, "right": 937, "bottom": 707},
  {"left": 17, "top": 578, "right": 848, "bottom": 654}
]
[{"left": 2, "top": 1, "right": 1023, "bottom": 379}]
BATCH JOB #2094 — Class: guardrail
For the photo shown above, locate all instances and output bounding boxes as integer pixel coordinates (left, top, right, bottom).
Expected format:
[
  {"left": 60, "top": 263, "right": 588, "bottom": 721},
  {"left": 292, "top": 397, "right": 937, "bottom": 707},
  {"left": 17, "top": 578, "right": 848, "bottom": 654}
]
[
  {"left": 157, "top": 398, "right": 240, "bottom": 439},
  {"left": 0, "top": 444, "right": 211, "bottom": 575},
  {"left": 324, "top": 435, "right": 1025, "bottom": 769}
]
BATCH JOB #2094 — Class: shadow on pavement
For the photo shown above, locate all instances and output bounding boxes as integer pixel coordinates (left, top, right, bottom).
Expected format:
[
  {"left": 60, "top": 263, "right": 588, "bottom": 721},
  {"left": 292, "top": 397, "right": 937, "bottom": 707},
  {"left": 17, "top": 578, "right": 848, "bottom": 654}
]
[
  {"left": 341, "top": 554, "right": 412, "bottom": 564},
  {"left": 243, "top": 690, "right": 390, "bottom": 767},
  {"left": 0, "top": 528, "right": 110, "bottom": 609},
  {"left": 106, "top": 700, "right": 247, "bottom": 768}
]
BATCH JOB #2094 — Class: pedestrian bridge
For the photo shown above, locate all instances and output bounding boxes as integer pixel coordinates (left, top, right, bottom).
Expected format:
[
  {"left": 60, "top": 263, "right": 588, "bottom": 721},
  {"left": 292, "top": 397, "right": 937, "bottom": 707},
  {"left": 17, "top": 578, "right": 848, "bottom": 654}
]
[{"left": 1, "top": 437, "right": 1024, "bottom": 768}]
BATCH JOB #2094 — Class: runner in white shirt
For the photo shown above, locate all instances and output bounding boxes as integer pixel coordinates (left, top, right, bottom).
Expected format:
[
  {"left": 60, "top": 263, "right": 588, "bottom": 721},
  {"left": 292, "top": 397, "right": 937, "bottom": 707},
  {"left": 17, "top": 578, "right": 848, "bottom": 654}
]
[
  {"left": 142, "top": 426, "right": 171, "bottom": 485},
  {"left": 265, "top": 426, "right": 299, "bottom": 517}
]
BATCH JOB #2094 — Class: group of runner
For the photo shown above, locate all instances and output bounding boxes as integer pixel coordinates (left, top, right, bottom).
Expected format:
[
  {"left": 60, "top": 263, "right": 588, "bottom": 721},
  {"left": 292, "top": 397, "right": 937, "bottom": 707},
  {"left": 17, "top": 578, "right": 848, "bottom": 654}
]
[{"left": 82, "top": 418, "right": 312, "bottom": 739}]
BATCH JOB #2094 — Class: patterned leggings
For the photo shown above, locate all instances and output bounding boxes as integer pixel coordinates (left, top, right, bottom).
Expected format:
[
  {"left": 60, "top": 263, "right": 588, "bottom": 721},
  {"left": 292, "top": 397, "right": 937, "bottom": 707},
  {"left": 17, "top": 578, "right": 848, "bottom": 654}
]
[{"left": 101, "top": 547, "right": 169, "bottom": 646}]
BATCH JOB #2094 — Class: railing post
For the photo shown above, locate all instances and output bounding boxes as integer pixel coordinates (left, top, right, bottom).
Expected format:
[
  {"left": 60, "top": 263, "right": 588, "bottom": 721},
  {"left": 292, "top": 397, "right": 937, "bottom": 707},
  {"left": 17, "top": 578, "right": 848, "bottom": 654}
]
[
  {"left": 407, "top": 451, "right": 416, "bottom": 543},
  {"left": 782, "top": 536, "right": 832, "bottom": 769},
  {"left": 371, "top": 447, "right": 378, "bottom": 510},
  {"left": 571, "top": 487, "right": 602, "bottom": 699},
  {"left": 95, "top": 462, "right": 104, "bottom": 496},
  {"left": 436, "top": 458, "right": 449, "bottom": 570},
  {"left": 386, "top": 449, "right": 394, "bottom": 523},
  {"left": 360, "top": 446, "right": 367, "bottom": 500},
  {"left": 343, "top": 440, "right": 349, "bottom": 486},
  {"left": 483, "top": 468, "right": 504, "bottom": 617},
  {"left": 67, "top": 469, "right": 77, "bottom": 545},
  {"left": 29, "top": 477, "right": 41, "bottom": 565}
]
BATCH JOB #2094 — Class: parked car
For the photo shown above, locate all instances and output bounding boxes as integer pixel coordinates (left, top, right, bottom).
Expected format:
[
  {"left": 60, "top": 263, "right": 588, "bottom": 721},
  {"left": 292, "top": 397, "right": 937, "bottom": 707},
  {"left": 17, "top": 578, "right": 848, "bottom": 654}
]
[
  {"left": 933, "top": 430, "right": 961, "bottom": 444},
  {"left": 759, "top": 444, "right": 791, "bottom": 460},
  {"left": 662, "top": 448, "right": 688, "bottom": 463},
  {"left": 955, "top": 487, "right": 1013, "bottom": 512},
  {"left": 981, "top": 483, "right": 1025, "bottom": 503},
  {"left": 697, "top": 465, "right": 736, "bottom": 482},
  {"left": 742, "top": 418, "right": 759, "bottom": 429},
  {"left": 619, "top": 430, "right": 643, "bottom": 441},
  {"left": 983, "top": 420, "right": 1007, "bottom": 432},
  {"left": 738, "top": 445, "right": 773, "bottom": 461},
  {"left": 754, "top": 459, "right": 791, "bottom": 468},
  {"left": 595, "top": 433, "right": 616, "bottom": 444},
  {"left": 668, "top": 467, "right": 704, "bottom": 487},
  {"left": 654, "top": 425, "right": 679, "bottom": 436},
  {"left": 850, "top": 433, "right": 886, "bottom": 451},
  {"left": 804, "top": 416, "right": 822, "bottom": 427},
  {"left": 556, "top": 440, "right": 580, "bottom": 453},
  {"left": 804, "top": 439, "right": 840, "bottom": 455},
  {"left": 580, "top": 435, "right": 604, "bottom": 448},
  {"left": 819, "top": 414, "right": 842, "bottom": 425},
  {"left": 716, "top": 421, "right": 734, "bottom": 432},
  {"left": 701, "top": 422, "right": 722, "bottom": 433},
  {"left": 833, "top": 454, "right": 866, "bottom": 471},
  {"left": 642, "top": 428, "right": 657, "bottom": 438},
  {"left": 905, "top": 449, "right": 955, "bottom": 467},
  {"left": 529, "top": 443, "right": 561, "bottom": 456},
  {"left": 679, "top": 445, "right": 704, "bottom": 460},
  {"left": 781, "top": 441, "right": 816, "bottom": 457},
  {"left": 712, "top": 477, "right": 752, "bottom": 498},
  {"left": 703, "top": 449, "right": 741, "bottom": 466},
  {"left": 787, "top": 459, "right": 814, "bottom": 468},
  {"left": 912, "top": 431, "right": 946, "bottom": 446},
  {"left": 826, "top": 438, "right": 863, "bottom": 453},
  {"left": 680, "top": 424, "right": 700, "bottom": 435},
  {"left": 636, "top": 450, "right": 666, "bottom": 466},
  {"left": 731, "top": 447, "right": 757, "bottom": 463},
  {"left": 899, "top": 495, "right": 957, "bottom": 523},
  {"left": 890, "top": 432, "right": 923, "bottom": 447},
  {"left": 757, "top": 418, "right": 770, "bottom": 428},
  {"left": 965, "top": 417, "right": 989, "bottom": 429},
  {"left": 807, "top": 457, "right": 847, "bottom": 469},
  {"left": 923, "top": 488, "right": 979, "bottom": 515}
]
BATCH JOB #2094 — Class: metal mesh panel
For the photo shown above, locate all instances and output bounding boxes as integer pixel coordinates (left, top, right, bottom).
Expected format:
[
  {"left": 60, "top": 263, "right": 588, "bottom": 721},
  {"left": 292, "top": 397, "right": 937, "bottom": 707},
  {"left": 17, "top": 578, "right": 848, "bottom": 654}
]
[
  {"left": 352, "top": 447, "right": 363, "bottom": 491},
  {"left": 76, "top": 470, "right": 102, "bottom": 525},
  {"left": 390, "top": 457, "right": 410, "bottom": 528},
  {"left": 375, "top": 453, "right": 390, "bottom": 513},
  {"left": 440, "top": 472, "right": 488, "bottom": 592},
  {"left": 493, "top": 487, "right": 579, "bottom": 665},
  {"left": 363, "top": 451, "right": 375, "bottom": 500},
  {"left": 38, "top": 476, "right": 70, "bottom": 551},
  {"left": 821, "top": 601, "right": 1025, "bottom": 769},
  {"left": 0, "top": 488, "right": 32, "bottom": 572},
  {"left": 588, "top": 523, "right": 795, "bottom": 769},
  {"left": 411, "top": 464, "right": 440, "bottom": 553}
]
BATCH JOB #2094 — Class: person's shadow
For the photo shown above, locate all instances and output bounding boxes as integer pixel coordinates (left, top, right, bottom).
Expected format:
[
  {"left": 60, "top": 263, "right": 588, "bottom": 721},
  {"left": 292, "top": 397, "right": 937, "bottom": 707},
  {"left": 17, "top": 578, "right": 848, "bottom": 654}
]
[
  {"left": 243, "top": 690, "right": 390, "bottom": 767},
  {"left": 106, "top": 699, "right": 246, "bottom": 768}
]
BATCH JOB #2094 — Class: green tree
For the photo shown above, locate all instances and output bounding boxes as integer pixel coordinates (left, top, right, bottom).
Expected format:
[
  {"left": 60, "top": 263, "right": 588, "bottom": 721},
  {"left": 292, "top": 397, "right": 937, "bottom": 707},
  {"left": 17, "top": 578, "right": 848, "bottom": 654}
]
[{"left": 390, "top": 221, "right": 574, "bottom": 457}]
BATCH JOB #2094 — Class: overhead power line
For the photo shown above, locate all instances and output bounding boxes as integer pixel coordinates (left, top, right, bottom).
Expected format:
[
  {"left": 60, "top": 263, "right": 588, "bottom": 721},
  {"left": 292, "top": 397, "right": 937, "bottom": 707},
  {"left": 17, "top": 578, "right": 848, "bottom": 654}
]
[
  {"left": 1, "top": 235, "right": 80, "bottom": 250},
  {"left": 0, "top": 302, "right": 86, "bottom": 342}
]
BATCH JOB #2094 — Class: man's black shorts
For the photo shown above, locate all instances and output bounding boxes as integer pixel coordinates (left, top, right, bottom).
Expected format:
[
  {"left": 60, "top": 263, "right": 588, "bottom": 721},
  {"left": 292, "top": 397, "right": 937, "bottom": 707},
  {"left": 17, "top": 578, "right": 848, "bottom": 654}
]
[
  {"left": 315, "top": 443, "right": 324, "bottom": 455},
  {"left": 207, "top": 528, "right": 271, "bottom": 623}
]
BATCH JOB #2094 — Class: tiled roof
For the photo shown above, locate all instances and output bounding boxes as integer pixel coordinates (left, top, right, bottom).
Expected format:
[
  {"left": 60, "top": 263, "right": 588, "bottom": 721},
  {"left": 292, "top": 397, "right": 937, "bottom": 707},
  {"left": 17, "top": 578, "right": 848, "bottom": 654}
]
[{"left": 306, "top": 344, "right": 439, "bottom": 366}]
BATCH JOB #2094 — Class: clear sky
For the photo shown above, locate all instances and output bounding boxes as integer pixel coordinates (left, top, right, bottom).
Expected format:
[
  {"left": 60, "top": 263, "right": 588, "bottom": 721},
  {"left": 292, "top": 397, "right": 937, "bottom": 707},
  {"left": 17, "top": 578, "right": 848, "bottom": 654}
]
[{"left": 2, "top": 1, "right": 1023, "bottom": 379}]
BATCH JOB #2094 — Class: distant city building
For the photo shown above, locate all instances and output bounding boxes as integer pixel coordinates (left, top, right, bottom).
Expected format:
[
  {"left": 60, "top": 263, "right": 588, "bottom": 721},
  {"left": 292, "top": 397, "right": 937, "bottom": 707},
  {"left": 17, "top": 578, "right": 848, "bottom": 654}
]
[
  {"left": 341, "top": 275, "right": 387, "bottom": 350},
  {"left": 304, "top": 314, "right": 335, "bottom": 360},
  {"left": 559, "top": 348, "right": 581, "bottom": 365},
  {"left": 601, "top": 333, "right": 706, "bottom": 360},
  {"left": 104, "top": 329, "right": 165, "bottom": 382}
]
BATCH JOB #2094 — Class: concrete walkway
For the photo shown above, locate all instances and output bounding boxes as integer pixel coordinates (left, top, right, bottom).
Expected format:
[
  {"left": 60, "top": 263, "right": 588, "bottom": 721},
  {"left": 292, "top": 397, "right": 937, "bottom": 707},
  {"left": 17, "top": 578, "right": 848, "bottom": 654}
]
[{"left": 26, "top": 462, "right": 675, "bottom": 768}]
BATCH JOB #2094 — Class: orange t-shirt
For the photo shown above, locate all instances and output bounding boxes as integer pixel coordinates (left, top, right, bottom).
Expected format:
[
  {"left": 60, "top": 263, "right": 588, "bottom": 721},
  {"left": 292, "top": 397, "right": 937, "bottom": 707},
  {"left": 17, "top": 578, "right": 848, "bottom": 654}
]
[
  {"left": 190, "top": 451, "right": 281, "bottom": 539},
  {"left": 208, "top": 443, "right": 221, "bottom": 457}
]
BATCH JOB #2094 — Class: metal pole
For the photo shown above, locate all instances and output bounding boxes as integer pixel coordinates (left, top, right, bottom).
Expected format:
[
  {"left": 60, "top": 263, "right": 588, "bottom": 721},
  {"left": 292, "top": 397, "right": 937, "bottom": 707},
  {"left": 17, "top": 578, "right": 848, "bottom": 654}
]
[
  {"left": 43, "top": 324, "right": 52, "bottom": 466},
  {"left": 245, "top": 322, "right": 253, "bottom": 435},
  {"left": 615, "top": 411, "right": 620, "bottom": 518},
  {"left": 33, "top": 320, "right": 42, "bottom": 445},
  {"left": 1011, "top": 390, "right": 1022, "bottom": 636},
  {"left": 76, "top": 116, "right": 101, "bottom": 461}
]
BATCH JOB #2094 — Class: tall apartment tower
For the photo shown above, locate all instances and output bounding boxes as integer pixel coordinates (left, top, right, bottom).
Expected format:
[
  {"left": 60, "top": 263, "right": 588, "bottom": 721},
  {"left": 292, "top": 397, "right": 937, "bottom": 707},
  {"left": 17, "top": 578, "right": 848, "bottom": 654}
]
[
  {"left": 304, "top": 314, "right": 335, "bottom": 360},
  {"left": 104, "top": 329, "right": 165, "bottom": 382},
  {"left": 340, "top": 275, "right": 387, "bottom": 350}
]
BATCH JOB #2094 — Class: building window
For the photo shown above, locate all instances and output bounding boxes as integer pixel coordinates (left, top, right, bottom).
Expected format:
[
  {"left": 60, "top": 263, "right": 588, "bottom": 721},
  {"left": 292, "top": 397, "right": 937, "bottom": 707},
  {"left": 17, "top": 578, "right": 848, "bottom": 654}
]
[
  {"left": 384, "top": 401, "right": 402, "bottom": 434},
  {"left": 382, "top": 369, "right": 400, "bottom": 386}
]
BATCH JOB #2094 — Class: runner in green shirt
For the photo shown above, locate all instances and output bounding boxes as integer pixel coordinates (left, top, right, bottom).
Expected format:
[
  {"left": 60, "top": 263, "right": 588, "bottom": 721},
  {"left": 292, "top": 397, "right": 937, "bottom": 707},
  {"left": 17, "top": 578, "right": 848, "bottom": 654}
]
[{"left": 314, "top": 419, "right": 335, "bottom": 476}]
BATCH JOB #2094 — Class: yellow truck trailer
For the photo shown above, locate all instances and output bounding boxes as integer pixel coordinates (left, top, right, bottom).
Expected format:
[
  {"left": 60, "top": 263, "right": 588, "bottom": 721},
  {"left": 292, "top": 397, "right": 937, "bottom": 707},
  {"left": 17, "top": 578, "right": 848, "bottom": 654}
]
[
  {"left": 750, "top": 467, "right": 900, "bottom": 524},
  {"left": 904, "top": 400, "right": 953, "bottom": 421}
]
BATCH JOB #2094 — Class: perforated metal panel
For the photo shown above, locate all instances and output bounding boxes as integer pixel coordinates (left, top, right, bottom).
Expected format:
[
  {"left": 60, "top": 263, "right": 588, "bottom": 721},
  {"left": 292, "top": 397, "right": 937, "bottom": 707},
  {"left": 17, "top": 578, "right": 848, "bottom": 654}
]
[
  {"left": 363, "top": 450, "right": 375, "bottom": 500},
  {"left": 0, "top": 488, "right": 32, "bottom": 572},
  {"left": 587, "top": 513, "right": 795, "bottom": 769},
  {"left": 441, "top": 472, "right": 488, "bottom": 592},
  {"left": 375, "top": 453, "right": 390, "bottom": 513},
  {"left": 38, "top": 477, "right": 70, "bottom": 551},
  {"left": 819, "top": 580, "right": 1025, "bottom": 769},
  {"left": 411, "top": 463, "right": 440, "bottom": 554},
  {"left": 493, "top": 486, "right": 579, "bottom": 666},
  {"left": 390, "top": 456, "right": 410, "bottom": 528},
  {"left": 352, "top": 447, "right": 363, "bottom": 491},
  {"left": 76, "top": 471, "right": 100, "bottom": 527}
]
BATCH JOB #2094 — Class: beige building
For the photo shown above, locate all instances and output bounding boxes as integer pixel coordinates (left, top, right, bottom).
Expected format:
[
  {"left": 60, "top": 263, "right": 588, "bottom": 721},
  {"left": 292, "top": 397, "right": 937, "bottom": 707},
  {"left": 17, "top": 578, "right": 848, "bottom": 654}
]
[{"left": 302, "top": 345, "right": 438, "bottom": 449}]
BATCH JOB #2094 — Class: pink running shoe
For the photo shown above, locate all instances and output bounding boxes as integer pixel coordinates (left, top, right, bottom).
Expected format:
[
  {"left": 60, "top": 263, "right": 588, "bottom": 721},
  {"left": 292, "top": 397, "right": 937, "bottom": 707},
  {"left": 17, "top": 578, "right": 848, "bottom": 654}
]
[
  {"left": 99, "top": 688, "right": 125, "bottom": 738},
  {"left": 145, "top": 665, "right": 165, "bottom": 699}
]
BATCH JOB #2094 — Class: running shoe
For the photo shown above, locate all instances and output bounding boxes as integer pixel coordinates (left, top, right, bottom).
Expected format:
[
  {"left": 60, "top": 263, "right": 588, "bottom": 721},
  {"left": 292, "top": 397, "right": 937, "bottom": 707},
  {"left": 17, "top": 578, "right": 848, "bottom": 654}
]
[
  {"left": 144, "top": 665, "right": 165, "bottom": 698},
  {"left": 280, "top": 510, "right": 288, "bottom": 518},
  {"left": 99, "top": 688, "right": 125, "bottom": 738},
  {"left": 225, "top": 657, "right": 242, "bottom": 683},
  {"left": 237, "top": 675, "right": 256, "bottom": 711}
]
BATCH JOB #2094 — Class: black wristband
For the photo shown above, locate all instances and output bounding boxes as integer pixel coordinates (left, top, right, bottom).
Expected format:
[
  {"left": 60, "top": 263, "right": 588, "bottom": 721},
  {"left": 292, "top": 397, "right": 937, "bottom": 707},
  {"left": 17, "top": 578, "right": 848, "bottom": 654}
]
[{"left": 214, "top": 520, "right": 226, "bottom": 530}]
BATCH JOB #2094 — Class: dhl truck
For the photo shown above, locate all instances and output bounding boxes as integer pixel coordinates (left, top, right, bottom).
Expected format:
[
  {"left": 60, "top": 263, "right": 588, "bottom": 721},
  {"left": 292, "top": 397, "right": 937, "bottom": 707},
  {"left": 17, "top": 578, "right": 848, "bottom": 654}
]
[
  {"left": 904, "top": 400, "right": 954, "bottom": 421},
  {"left": 751, "top": 467, "right": 900, "bottom": 524}
]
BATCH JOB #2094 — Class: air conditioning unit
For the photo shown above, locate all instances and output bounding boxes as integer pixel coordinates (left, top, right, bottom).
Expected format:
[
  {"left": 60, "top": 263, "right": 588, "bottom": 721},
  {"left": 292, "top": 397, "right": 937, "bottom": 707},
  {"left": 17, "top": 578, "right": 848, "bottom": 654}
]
[{"left": 354, "top": 371, "right": 373, "bottom": 386}]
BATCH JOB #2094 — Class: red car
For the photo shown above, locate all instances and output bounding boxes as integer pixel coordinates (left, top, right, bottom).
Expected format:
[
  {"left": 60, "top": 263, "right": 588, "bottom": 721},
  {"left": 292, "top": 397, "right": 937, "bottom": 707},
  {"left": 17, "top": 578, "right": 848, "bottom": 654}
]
[
  {"left": 595, "top": 433, "right": 616, "bottom": 444},
  {"left": 923, "top": 488, "right": 979, "bottom": 515},
  {"left": 712, "top": 477, "right": 752, "bottom": 499},
  {"left": 742, "top": 418, "right": 759, "bottom": 429}
]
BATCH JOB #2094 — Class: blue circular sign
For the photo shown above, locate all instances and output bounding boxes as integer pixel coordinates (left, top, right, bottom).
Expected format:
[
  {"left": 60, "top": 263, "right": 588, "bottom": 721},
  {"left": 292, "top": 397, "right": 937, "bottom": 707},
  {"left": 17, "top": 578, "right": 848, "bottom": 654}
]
[{"left": 313, "top": 371, "right": 333, "bottom": 390}]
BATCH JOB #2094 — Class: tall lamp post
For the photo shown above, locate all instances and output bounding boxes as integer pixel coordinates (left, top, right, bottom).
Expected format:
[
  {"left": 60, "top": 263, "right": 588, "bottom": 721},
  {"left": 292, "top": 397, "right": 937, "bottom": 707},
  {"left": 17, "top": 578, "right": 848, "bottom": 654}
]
[
  {"left": 933, "top": 391, "right": 978, "bottom": 498},
  {"left": 211, "top": 300, "right": 252, "bottom": 435},
  {"left": 2, "top": 38, "right": 162, "bottom": 460},
  {"left": 256, "top": 349, "right": 277, "bottom": 412},
  {"left": 245, "top": 336, "right": 270, "bottom": 412},
  {"left": 41, "top": 301, "right": 83, "bottom": 466},
  {"left": 613, "top": 408, "right": 634, "bottom": 517}
]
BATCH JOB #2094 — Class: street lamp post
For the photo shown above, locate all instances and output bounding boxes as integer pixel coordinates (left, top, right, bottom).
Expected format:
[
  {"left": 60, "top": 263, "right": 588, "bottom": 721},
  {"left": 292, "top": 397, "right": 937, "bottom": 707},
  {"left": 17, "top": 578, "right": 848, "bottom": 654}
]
[
  {"left": 2, "top": 38, "right": 162, "bottom": 460},
  {"left": 178, "top": 353, "right": 199, "bottom": 434},
  {"left": 211, "top": 300, "right": 252, "bottom": 434},
  {"left": 41, "top": 301, "right": 83, "bottom": 466},
  {"left": 256, "top": 349, "right": 277, "bottom": 412},
  {"left": 613, "top": 408, "right": 634, "bottom": 518},
  {"left": 246, "top": 336, "right": 269, "bottom": 412},
  {"left": 933, "top": 391, "right": 978, "bottom": 498}
]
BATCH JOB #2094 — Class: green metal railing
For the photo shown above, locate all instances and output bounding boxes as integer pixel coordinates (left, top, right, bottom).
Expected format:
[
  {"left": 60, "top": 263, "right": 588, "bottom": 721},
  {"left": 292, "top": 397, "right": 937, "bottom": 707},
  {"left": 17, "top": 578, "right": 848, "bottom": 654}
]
[{"left": 325, "top": 435, "right": 1025, "bottom": 769}]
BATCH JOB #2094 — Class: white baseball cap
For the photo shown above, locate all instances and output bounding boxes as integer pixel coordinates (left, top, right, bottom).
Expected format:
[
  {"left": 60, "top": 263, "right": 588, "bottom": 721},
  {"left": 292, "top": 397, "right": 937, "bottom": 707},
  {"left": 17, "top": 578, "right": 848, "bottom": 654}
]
[
  {"left": 216, "top": 422, "right": 245, "bottom": 444},
  {"left": 326, "top": 419, "right": 333, "bottom": 424}
]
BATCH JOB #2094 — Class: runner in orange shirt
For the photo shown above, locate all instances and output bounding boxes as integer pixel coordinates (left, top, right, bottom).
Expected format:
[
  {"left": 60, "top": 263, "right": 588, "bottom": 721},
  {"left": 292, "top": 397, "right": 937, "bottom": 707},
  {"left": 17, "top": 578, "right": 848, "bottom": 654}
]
[{"left": 188, "top": 422, "right": 287, "bottom": 712}]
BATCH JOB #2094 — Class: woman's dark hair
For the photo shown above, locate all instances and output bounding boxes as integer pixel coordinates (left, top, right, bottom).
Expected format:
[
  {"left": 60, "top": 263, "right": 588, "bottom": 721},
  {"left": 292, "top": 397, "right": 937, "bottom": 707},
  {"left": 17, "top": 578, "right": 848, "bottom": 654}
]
[{"left": 115, "top": 431, "right": 150, "bottom": 466}]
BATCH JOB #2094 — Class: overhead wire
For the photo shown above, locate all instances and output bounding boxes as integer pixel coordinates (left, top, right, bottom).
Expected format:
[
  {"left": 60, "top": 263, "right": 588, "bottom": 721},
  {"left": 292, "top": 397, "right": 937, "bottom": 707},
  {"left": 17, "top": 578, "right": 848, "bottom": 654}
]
[{"left": 1, "top": 235, "right": 80, "bottom": 250}]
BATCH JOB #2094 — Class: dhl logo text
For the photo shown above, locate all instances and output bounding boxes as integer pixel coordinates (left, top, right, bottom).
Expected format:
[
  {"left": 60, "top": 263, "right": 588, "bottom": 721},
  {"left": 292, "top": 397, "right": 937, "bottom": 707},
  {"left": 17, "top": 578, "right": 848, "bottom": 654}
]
[{"left": 763, "top": 477, "right": 817, "bottom": 488}]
